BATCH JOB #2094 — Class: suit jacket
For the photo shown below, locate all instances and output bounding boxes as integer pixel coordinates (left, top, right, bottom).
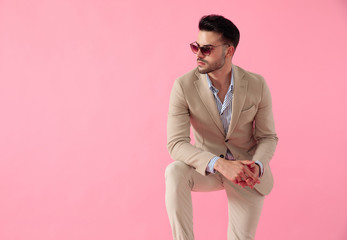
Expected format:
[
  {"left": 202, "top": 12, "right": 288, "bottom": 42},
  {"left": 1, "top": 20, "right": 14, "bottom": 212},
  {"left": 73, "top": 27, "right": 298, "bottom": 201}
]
[{"left": 167, "top": 64, "right": 278, "bottom": 196}]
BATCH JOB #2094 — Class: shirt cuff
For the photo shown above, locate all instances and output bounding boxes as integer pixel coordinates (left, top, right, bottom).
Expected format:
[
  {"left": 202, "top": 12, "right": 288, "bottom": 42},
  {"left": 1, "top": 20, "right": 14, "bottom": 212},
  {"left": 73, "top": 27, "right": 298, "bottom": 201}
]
[
  {"left": 255, "top": 160, "right": 264, "bottom": 177},
  {"left": 206, "top": 156, "right": 220, "bottom": 173}
]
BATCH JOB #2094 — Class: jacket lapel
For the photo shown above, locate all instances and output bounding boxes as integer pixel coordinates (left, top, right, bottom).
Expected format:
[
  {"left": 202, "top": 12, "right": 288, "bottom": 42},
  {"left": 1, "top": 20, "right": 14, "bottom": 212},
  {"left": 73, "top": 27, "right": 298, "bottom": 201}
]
[
  {"left": 194, "top": 70, "right": 225, "bottom": 136},
  {"left": 226, "top": 65, "right": 248, "bottom": 139}
]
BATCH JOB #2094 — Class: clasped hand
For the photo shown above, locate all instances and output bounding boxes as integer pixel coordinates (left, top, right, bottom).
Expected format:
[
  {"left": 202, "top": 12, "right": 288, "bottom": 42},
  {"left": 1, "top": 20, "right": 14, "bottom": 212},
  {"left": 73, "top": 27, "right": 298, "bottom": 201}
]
[{"left": 214, "top": 159, "right": 260, "bottom": 188}]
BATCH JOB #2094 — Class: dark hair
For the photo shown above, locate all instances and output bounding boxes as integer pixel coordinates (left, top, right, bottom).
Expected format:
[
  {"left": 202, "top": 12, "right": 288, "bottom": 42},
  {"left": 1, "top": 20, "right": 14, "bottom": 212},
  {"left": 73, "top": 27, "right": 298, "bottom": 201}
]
[{"left": 199, "top": 15, "right": 240, "bottom": 49}]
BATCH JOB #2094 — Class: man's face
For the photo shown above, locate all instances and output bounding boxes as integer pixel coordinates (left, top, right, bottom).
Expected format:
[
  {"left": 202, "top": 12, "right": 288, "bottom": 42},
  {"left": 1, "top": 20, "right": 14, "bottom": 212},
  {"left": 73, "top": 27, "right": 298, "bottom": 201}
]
[{"left": 194, "top": 31, "right": 230, "bottom": 74}]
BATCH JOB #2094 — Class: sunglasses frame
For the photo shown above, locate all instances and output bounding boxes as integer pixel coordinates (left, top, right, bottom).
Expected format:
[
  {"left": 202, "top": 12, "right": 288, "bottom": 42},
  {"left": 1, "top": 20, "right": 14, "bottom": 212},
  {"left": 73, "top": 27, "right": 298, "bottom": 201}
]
[{"left": 190, "top": 42, "right": 230, "bottom": 56}]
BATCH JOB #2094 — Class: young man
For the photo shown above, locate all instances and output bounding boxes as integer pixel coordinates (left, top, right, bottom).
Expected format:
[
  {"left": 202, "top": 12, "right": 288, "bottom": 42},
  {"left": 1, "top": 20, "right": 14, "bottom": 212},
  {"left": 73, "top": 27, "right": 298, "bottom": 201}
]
[{"left": 165, "top": 15, "right": 278, "bottom": 240}]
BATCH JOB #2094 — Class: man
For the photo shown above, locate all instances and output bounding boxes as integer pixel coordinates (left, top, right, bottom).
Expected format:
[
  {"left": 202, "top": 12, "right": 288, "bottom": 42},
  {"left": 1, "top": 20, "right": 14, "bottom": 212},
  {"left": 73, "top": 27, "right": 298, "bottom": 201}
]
[{"left": 165, "top": 15, "right": 278, "bottom": 240}]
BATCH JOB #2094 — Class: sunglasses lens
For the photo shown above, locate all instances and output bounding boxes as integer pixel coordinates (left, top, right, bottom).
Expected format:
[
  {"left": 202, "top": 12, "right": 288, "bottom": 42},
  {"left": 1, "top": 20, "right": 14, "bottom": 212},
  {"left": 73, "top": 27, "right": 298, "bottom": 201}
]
[
  {"left": 190, "top": 43, "right": 212, "bottom": 56},
  {"left": 190, "top": 44, "right": 198, "bottom": 54},
  {"left": 201, "top": 47, "right": 211, "bottom": 56}
]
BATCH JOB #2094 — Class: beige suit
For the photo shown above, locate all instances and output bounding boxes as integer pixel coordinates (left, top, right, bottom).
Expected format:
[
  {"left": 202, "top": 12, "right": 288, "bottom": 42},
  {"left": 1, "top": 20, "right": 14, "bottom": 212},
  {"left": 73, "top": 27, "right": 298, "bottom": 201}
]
[{"left": 165, "top": 65, "right": 278, "bottom": 239}]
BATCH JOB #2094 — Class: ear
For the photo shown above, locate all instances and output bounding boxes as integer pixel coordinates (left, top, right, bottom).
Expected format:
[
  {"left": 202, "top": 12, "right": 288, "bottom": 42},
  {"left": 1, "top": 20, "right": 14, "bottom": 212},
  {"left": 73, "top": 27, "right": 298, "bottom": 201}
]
[{"left": 226, "top": 45, "right": 235, "bottom": 57}]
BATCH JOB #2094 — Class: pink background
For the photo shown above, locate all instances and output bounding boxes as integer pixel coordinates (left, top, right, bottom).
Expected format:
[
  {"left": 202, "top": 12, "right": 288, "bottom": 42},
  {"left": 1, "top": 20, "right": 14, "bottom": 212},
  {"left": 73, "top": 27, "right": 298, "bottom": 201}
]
[{"left": 1, "top": 0, "right": 347, "bottom": 239}]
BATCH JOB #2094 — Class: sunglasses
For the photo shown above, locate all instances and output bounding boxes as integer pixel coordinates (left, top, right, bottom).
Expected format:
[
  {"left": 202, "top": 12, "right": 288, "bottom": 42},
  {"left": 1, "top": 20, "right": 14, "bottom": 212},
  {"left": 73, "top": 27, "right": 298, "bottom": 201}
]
[{"left": 190, "top": 42, "right": 230, "bottom": 56}]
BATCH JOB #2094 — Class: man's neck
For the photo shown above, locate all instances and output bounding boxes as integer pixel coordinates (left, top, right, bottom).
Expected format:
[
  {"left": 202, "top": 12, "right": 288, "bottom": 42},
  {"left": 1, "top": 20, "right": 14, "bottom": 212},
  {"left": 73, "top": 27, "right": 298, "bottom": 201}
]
[{"left": 207, "top": 62, "right": 232, "bottom": 90}]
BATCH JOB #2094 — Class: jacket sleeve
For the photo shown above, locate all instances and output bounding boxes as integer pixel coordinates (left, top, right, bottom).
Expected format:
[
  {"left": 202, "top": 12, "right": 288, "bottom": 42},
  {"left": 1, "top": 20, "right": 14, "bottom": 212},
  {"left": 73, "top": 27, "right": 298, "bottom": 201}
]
[
  {"left": 167, "top": 79, "right": 215, "bottom": 176},
  {"left": 252, "top": 79, "right": 278, "bottom": 166}
]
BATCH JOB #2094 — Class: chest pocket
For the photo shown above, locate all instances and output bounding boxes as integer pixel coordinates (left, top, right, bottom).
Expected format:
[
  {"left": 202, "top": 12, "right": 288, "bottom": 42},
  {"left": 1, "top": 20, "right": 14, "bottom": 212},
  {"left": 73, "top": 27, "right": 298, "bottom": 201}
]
[{"left": 238, "top": 105, "right": 256, "bottom": 123}]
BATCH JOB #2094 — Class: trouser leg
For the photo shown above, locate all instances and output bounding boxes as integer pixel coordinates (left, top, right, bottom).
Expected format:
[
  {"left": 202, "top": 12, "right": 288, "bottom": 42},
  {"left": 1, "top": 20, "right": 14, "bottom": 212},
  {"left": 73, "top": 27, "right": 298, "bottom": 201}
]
[
  {"left": 223, "top": 178, "right": 265, "bottom": 240},
  {"left": 165, "top": 161, "right": 224, "bottom": 240}
]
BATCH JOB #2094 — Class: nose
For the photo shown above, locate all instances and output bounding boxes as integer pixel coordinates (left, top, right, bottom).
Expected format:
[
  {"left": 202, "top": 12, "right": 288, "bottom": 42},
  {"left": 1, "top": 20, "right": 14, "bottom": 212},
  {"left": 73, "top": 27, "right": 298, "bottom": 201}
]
[{"left": 196, "top": 48, "right": 205, "bottom": 59}]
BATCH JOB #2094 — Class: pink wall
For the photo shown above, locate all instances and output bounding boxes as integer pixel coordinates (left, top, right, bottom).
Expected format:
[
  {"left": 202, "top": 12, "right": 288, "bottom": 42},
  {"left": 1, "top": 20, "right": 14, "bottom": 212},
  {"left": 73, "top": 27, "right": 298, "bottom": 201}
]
[{"left": 1, "top": 0, "right": 346, "bottom": 239}]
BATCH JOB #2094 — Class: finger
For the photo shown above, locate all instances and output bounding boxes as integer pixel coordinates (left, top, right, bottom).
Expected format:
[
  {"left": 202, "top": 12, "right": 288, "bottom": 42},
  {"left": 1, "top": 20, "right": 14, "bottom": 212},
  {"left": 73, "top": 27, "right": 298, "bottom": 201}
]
[
  {"left": 233, "top": 178, "right": 244, "bottom": 187},
  {"left": 238, "top": 171, "right": 248, "bottom": 182},
  {"left": 245, "top": 178, "right": 255, "bottom": 187},
  {"left": 231, "top": 178, "right": 238, "bottom": 184},
  {"left": 231, "top": 176, "right": 239, "bottom": 184},
  {"left": 246, "top": 163, "right": 256, "bottom": 170},
  {"left": 243, "top": 167, "right": 260, "bottom": 184},
  {"left": 246, "top": 165, "right": 261, "bottom": 183},
  {"left": 241, "top": 161, "right": 257, "bottom": 171},
  {"left": 237, "top": 180, "right": 247, "bottom": 188},
  {"left": 238, "top": 178, "right": 254, "bottom": 188}
]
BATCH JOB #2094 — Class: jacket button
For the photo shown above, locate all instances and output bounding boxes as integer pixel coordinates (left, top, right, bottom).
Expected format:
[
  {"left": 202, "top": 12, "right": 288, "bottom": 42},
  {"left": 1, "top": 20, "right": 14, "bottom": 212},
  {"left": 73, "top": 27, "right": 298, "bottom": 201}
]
[
  {"left": 225, "top": 139, "right": 229, "bottom": 142},
  {"left": 220, "top": 154, "right": 224, "bottom": 158}
]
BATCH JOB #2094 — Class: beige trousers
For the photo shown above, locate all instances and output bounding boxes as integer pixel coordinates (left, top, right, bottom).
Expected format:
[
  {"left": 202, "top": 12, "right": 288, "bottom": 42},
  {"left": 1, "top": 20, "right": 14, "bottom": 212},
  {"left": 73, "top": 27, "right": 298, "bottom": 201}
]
[{"left": 165, "top": 161, "right": 264, "bottom": 240}]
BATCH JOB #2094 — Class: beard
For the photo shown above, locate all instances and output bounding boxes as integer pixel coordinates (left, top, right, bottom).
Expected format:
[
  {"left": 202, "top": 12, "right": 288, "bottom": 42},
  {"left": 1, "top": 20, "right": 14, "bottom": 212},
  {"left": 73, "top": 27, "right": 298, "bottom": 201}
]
[{"left": 197, "top": 52, "right": 226, "bottom": 74}]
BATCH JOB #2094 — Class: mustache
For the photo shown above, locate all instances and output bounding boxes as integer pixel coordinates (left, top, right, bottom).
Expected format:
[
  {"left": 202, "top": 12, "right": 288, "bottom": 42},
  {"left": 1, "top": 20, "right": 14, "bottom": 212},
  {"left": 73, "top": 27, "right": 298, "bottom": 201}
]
[{"left": 197, "top": 58, "right": 207, "bottom": 63}]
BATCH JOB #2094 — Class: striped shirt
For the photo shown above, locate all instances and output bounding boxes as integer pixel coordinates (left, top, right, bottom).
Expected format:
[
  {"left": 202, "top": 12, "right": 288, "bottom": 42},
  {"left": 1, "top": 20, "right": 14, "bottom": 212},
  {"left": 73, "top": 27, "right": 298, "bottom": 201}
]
[{"left": 205, "top": 70, "right": 264, "bottom": 176}]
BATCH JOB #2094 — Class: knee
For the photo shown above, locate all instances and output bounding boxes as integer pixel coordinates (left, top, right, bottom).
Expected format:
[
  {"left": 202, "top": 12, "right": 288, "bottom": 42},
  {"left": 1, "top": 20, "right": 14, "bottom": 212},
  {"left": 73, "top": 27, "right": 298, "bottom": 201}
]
[{"left": 165, "top": 161, "right": 191, "bottom": 182}]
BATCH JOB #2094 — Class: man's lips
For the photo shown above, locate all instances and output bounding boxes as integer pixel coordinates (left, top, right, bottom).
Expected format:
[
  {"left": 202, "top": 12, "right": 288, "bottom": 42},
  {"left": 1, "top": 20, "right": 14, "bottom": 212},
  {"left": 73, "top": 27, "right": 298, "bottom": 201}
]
[{"left": 197, "top": 60, "right": 206, "bottom": 66}]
